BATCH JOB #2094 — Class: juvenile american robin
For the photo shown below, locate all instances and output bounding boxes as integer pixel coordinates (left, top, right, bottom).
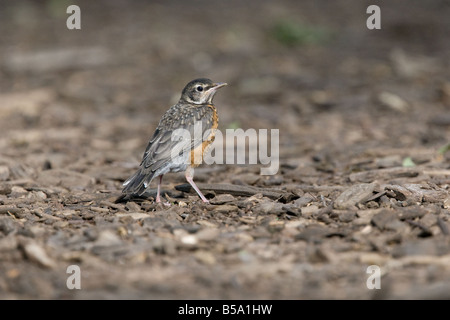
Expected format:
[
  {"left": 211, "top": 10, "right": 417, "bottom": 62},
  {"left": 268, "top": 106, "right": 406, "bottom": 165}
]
[{"left": 121, "top": 78, "right": 227, "bottom": 203}]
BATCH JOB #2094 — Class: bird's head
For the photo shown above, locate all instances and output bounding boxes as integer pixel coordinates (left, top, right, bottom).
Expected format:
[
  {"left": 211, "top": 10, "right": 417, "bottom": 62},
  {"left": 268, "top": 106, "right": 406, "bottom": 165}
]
[{"left": 180, "top": 78, "right": 227, "bottom": 105}]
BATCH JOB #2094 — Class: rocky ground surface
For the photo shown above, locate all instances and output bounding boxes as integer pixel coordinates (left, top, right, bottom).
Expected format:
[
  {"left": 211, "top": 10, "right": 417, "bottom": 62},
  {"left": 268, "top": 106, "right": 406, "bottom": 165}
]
[{"left": 0, "top": 0, "right": 449, "bottom": 299}]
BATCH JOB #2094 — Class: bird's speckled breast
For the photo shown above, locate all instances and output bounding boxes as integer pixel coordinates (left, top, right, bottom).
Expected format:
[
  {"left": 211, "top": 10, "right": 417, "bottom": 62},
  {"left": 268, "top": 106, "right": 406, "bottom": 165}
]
[{"left": 190, "top": 104, "right": 218, "bottom": 167}]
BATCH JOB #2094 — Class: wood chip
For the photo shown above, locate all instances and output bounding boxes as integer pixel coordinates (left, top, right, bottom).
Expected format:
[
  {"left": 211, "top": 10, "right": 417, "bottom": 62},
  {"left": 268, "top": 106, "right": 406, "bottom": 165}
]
[
  {"left": 22, "top": 242, "right": 56, "bottom": 269},
  {"left": 334, "top": 183, "right": 376, "bottom": 209}
]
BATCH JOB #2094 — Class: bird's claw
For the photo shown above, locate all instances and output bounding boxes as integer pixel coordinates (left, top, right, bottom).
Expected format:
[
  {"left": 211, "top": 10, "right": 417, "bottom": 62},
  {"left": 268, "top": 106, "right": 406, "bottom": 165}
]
[{"left": 156, "top": 202, "right": 171, "bottom": 209}]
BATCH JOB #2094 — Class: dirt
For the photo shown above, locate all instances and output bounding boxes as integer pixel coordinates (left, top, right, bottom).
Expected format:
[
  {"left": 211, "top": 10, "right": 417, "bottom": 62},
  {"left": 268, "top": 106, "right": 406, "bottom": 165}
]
[{"left": 0, "top": 0, "right": 449, "bottom": 299}]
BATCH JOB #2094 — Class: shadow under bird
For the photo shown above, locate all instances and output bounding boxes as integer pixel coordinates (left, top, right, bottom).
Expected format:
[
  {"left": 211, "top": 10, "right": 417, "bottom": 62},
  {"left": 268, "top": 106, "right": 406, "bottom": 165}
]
[{"left": 120, "top": 78, "right": 227, "bottom": 203}]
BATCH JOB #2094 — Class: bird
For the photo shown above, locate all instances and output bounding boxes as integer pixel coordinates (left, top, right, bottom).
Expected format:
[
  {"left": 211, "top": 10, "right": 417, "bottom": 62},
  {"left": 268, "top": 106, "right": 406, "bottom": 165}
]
[{"left": 121, "top": 78, "right": 227, "bottom": 203}]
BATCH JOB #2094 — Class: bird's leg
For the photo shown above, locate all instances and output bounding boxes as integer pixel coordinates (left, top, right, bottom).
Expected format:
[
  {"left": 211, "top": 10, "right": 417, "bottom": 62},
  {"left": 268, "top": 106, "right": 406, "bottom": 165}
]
[
  {"left": 156, "top": 175, "right": 163, "bottom": 203},
  {"left": 185, "top": 167, "right": 209, "bottom": 203},
  {"left": 155, "top": 175, "right": 171, "bottom": 207}
]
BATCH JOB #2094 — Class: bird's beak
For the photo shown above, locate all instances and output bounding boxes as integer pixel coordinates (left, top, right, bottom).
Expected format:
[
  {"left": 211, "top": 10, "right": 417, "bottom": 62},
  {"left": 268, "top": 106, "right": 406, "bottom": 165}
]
[
  {"left": 205, "top": 82, "right": 227, "bottom": 102},
  {"left": 205, "top": 82, "right": 227, "bottom": 103},
  {"left": 212, "top": 82, "right": 227, "bottom": 90},
  {"left": 205, "top": 82, "right": 227, "bottom": 98}
]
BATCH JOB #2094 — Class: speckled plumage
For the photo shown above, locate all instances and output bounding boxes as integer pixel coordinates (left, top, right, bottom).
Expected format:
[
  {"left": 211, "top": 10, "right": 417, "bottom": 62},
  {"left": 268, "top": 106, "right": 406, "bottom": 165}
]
[{"left": 121, "top": 78, "right": 226, "bottom": 203}]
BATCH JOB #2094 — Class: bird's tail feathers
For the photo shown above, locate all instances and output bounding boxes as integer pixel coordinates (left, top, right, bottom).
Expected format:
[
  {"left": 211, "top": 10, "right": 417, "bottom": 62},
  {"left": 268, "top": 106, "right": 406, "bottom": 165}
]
[{"left": 122, "top": 168, "right": 155, "bottom": 196}]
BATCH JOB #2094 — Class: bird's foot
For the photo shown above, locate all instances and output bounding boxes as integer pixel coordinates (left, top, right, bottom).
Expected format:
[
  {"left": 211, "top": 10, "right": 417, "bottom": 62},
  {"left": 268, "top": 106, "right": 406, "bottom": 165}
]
[
  {"left": 156, "top": 201, "right": 171, "bottom": 208},
  {"left": 156, "top": 197, "right": 171, "bottom": 207}
]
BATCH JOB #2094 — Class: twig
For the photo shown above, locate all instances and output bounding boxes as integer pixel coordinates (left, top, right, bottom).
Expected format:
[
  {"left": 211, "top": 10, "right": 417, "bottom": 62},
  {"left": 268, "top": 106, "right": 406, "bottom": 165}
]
[
  {"left": 175, "top": 183, "right": 290, "bottom": 200},
  {"left": 423, "top": 170, "right": 450, "bottom": 176}
]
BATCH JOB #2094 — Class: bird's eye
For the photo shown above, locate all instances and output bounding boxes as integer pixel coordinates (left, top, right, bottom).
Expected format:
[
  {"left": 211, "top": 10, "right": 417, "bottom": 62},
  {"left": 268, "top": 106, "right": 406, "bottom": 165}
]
[{"left": 196, "top": 86, "right": 203, "bottom": 92}]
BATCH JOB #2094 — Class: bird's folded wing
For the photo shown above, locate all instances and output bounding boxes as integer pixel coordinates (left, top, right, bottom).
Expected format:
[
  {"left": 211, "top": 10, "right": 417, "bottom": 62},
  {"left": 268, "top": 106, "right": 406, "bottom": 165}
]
[{"left": 140, "top": 105, "right": 215, "bottom": 173}]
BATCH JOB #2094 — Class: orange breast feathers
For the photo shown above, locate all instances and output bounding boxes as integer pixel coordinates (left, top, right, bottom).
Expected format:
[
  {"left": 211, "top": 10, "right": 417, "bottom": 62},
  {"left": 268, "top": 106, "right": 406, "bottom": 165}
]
[{"left": 190, "top": 105, "right": 218, "bottom": 167}]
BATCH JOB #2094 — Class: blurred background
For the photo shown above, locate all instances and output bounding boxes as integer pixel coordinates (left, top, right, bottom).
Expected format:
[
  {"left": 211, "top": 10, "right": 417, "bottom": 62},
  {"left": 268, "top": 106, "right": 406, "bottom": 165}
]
[{"left": 1, "top": 0, "right": 448, "bottom": 170}]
